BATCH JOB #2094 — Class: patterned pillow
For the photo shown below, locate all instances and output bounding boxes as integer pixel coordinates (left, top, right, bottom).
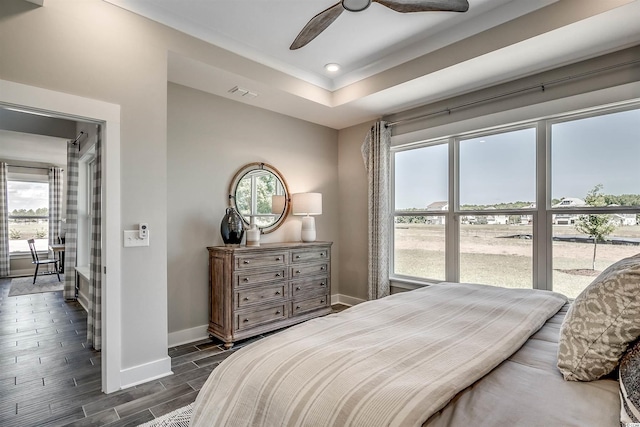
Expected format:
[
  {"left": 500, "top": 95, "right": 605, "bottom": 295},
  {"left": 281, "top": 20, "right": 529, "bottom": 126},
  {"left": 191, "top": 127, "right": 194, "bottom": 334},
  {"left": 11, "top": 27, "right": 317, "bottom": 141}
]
[
  {"left": 557, "top": 253, "right": 640, "bottom": 381},
  {"left": 620, "top": 339, "right": 640, "bottom": 424}
]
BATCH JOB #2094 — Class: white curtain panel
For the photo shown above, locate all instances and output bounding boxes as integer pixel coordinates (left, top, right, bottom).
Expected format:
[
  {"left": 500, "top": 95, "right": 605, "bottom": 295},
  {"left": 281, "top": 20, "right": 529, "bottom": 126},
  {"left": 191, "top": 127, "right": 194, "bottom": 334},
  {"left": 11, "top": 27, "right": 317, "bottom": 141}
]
[
  {"left": 88, "top": 132, "right": 102, "bottom": 351},
  {"left": 361, "top": 121, "right": 391, "bottom": 300},
  {"left": 0, "top": 163, "right": 9, "bottom": 277},
  {"left": 64, "top": 143, "right": 79, "bottom": 300},
  {"left": 48, "top": 167, "right": 63, "bottom": 253}
]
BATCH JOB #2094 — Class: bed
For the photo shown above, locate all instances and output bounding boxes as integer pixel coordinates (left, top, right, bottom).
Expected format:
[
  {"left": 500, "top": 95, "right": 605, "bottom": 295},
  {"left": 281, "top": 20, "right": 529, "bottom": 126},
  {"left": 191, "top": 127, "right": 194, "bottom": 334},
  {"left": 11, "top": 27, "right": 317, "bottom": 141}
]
[{"left": 190, "top": 254, "right": 640, "bottom": 427}]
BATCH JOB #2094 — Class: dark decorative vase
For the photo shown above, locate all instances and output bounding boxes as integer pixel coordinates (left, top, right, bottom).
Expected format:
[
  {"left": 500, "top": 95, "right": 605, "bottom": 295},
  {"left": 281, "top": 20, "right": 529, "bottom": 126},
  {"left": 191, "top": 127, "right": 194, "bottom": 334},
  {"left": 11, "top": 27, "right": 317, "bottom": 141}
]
[{"left": 221, "top": 207, "right": 244, "bottom": 245}]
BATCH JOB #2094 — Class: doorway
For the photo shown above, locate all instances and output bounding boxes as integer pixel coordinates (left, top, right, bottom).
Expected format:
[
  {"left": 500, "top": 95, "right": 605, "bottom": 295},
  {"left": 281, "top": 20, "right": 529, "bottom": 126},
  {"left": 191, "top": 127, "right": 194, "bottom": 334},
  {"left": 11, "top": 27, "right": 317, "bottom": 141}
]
[{"left": 0, "top": 78, "right": 122, "bottom": 393}]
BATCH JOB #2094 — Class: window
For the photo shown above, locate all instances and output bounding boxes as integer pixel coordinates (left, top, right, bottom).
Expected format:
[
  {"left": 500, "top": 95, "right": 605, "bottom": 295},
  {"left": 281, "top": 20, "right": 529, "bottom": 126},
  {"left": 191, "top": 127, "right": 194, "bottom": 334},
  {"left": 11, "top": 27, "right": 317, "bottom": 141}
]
[
  {"left": 391, "top": 104, "right": 640, "bottom": 297},
  {"left": 393, "top": 143, "right": 448, "bottom": 281},
  {"left": 7, "top": 180, "right": 49, "bottom": 253},
  {"left": 550, "top": 108, "right": 640, "bottom": 297}
]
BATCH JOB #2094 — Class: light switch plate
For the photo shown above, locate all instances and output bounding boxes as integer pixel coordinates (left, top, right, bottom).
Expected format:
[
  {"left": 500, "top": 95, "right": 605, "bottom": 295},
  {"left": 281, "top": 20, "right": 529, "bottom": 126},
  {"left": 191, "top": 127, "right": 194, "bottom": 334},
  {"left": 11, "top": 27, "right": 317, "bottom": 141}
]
[{"left": 124, "top": 230, "right": 149, "bottom": 247}]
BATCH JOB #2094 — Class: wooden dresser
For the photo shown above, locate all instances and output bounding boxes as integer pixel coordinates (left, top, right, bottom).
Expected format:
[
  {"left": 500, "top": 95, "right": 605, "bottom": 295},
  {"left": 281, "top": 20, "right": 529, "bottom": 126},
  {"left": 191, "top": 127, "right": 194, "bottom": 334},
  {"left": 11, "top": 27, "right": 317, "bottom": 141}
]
[{"left": 207, "top": 241, "right": 332, "bottom": 348}]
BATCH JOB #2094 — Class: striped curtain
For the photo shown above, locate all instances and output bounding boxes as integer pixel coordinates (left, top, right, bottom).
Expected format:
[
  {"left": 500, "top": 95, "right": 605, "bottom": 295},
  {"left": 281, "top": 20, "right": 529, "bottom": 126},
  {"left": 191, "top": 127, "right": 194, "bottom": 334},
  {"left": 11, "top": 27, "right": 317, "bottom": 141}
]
[
  {"left": 361, "top": 121, "right": 391, "bottom": 300},
  {"left": 64, "top": 143, "right": 79, "bottom": 300},
  {"left": 87, "top": 132, "right": 102, "bottom": 350},
  {"left": 48, "top": 167, "right": 63, "bottom": 252},
  {"left": 0, "top": 163, "right": 9, "bottom": 277}
]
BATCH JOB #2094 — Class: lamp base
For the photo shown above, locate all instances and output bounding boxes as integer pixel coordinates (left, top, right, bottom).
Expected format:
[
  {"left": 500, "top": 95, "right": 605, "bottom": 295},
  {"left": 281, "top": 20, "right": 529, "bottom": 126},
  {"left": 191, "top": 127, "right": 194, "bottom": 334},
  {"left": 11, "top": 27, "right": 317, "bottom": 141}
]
[{"left": 301, "top": 216, "right": 316, "bottom": 242}]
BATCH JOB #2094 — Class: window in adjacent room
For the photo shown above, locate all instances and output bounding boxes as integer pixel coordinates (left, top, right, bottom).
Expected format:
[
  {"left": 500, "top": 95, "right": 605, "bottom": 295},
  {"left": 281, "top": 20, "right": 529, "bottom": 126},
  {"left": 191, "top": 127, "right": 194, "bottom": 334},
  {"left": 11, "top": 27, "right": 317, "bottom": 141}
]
[{"left": 7, "top": 178, "right": 49, "bottom": 253}]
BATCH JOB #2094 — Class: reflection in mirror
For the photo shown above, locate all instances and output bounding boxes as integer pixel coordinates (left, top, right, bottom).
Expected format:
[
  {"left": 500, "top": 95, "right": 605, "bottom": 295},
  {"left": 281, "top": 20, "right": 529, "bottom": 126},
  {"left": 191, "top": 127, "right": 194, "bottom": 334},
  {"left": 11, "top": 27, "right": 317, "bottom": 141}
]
[{"left": 229, "top": 163, "right": 290, "bottom": 234}]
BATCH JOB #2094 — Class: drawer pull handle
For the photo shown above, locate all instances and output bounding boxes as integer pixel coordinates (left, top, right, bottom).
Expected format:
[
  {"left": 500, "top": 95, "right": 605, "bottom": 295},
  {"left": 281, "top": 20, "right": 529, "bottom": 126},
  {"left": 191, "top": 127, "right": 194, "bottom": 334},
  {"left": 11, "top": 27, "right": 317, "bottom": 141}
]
[
  {"left": 243, "top": 260, "right": 250, "bottom": 264},
  {"left": 320, "top": 266, "right": 326, "bottom": 270},
  {"left": 321, "top": 299, "right": 325, "bottom": 303},
  {"left": 295, "top": 286, "right": 301, "bottom": 291},
  {"left": 243, "top": 318, "right": 249, "bottom": 322},
  {"left": 320, "top": 282, "right": 326, "bottom": 287},
  {"left": 276, "top": 257, "right": 281, "bottom": 261},
  {"left": 296, "top": 270, "right": 301, "bottom": 274},
  {"left": 243, "top": 297, "right": 249, "bottom": 301},
  {"left": 275, "top": 273, "right": 281, "bottom": 277},
  {"left": 295, "top": 255, "right": 301, "bottom": 259},
  {"left": 243, "top": 278, "right": 249, "bottom": 282},
  {"left": 276, "top": 310, "right": 281, "bottom": 315},
  {"left": 320, "top": 252, "right": 325, "bottom": 257},
  {"left": 296, "top": 305, "right": 301, "bottom": 309},
  {"left": 275, "top": 291, "right": 281, "bottom": 295}
]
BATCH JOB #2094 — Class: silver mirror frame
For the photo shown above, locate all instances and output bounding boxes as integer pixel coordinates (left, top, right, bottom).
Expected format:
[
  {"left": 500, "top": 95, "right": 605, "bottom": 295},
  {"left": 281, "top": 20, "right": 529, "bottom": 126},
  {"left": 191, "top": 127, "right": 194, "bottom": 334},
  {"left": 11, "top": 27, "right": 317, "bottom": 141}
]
[{"left": 228, "top": 162, "right": 290, "bottom": 234}]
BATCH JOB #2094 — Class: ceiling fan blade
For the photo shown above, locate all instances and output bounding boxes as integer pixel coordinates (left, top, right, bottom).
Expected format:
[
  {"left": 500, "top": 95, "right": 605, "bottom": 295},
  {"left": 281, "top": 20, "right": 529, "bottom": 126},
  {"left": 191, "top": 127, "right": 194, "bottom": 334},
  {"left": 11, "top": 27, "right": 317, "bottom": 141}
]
[
  {"left": 290, "top": 2, "right": 344, "bottom": 50},
  {"left": 373, "top": 0, "right": 469, "bottom": 13}
]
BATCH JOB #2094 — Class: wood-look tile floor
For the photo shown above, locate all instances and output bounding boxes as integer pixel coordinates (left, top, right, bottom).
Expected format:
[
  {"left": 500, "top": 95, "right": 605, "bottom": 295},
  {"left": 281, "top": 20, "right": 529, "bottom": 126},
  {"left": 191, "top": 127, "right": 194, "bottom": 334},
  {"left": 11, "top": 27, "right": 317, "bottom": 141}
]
[{"left": 0, "top": 277, "right": 349, "bottom": 426}]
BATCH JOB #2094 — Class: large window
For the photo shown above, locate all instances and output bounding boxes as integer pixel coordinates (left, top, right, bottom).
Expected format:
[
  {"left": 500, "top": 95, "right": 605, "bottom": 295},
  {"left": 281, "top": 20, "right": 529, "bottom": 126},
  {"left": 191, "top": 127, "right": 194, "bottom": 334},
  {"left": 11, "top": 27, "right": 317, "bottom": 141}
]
[
  {"left": 392, "top": 105, "right": 640, "bottom": 297},
  {"left": 393, "top": 143, "right": 448, "bottom": 281},
  {"left": 7, "top": 180, "right": 49, "bottom": 253}
]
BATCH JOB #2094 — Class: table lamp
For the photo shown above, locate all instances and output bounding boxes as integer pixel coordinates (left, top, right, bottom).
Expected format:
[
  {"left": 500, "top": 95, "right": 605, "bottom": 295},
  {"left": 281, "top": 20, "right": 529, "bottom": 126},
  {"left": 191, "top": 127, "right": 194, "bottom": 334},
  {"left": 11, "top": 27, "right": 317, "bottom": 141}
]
[{"left": 292, "top": 193, "right": 322, "bottom": 242}]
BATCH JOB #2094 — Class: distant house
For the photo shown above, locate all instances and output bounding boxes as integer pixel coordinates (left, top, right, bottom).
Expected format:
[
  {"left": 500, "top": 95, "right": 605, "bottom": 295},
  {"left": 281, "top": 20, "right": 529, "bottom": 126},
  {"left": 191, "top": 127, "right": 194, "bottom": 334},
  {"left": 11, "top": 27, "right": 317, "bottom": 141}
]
[
  {"left": 520, "top": 203, "right": 536, "bottom": 225},
  {"left": 552, "top": 198, "right": 586, "bottom": 225},
  {"left": 608, "top": 205, "right": 638, "bottom": 226},
  {"left": 612, "top": 213, "right": 638, "bottom": 226},
  {"left": 485, "top": 207, "right": 508, "bottom": 225},
  {"left": 426, "top": 201, "right": 448, "bottom": 225}
]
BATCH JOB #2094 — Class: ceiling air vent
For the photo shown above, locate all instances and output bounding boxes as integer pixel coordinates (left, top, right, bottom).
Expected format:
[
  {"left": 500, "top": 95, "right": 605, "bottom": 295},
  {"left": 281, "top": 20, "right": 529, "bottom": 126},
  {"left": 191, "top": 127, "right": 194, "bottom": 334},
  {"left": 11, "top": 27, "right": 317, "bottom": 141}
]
[{"left": 228, "top": 86, "right": 258, "bottom": 99}]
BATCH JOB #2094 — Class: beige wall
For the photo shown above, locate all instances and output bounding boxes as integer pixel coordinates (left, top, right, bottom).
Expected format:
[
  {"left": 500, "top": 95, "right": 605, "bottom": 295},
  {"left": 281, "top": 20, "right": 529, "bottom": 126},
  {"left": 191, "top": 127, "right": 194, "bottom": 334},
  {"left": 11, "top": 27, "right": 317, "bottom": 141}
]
[
  {"left": 167, "top": 83, "right": 339, "bottom": 338},
  {"left": 337, "top": 121, "right": 374, "bottom": 303},
  {"left": 0, "top": 0, "right": 170, "bottom": 373}
]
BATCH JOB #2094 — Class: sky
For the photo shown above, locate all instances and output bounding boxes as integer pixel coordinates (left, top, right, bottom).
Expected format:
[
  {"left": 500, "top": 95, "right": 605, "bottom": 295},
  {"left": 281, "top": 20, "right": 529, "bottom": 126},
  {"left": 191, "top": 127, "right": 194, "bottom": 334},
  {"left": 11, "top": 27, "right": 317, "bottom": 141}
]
[
  {"left": 7, "top": 181, "right": 48, "bottom": 212},
  {"left": 395, "top": 108, "right": 640, "bottom": 209}
]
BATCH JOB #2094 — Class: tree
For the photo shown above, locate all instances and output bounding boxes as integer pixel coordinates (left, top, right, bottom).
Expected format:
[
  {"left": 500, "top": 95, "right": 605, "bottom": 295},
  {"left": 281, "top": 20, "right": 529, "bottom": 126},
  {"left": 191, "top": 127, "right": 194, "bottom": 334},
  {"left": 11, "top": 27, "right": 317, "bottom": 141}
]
[{"left": 574, "top": 184, "right": 616, "bottom": 270}]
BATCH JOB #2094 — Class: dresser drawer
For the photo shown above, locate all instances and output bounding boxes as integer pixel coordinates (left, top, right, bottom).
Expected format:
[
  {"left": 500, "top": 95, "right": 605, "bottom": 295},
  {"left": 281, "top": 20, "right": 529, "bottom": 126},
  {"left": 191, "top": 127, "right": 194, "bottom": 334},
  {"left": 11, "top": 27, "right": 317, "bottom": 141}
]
[
  {"left": 236, "top": 304, "right": 287, "bottom": 331},
  {"left": 292, "top": 296, "right": 330, "bottom": 315},
  {"left": 291, "top": 263, "right": 328, "bottom": 278},
  {"left": 291, "top": 277, "right": 329, "bottom": 299},
  {"left": 235, "top": 269, "right": 287, "bottom": 286},
  {"left": 236, "top": 284, "right": 287, "bottom": 308},
  {"left": 235, "top": 252, "right": 287, "bottom": 270},
  {"left": 291, "top": 248, "right": 330, "bottom": 264}
]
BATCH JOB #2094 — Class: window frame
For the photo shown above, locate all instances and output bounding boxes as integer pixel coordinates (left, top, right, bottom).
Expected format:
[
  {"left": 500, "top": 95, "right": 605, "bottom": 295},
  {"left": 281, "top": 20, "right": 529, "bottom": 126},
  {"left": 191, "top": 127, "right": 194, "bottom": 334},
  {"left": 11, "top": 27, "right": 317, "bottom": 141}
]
[
  {"left": 7, "top": 173, "right": 50, "bottom": 255},
  {"left": 390, "top": 102, "right": 640, "bottom": 292}
]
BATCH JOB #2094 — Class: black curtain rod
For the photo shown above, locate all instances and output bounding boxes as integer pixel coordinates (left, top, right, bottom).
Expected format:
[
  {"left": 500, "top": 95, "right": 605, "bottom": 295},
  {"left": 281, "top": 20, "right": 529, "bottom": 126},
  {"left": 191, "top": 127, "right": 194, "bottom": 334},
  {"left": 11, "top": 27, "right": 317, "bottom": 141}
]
[{"left": 385, "top": 58, "right": 640, "bottom": 128}]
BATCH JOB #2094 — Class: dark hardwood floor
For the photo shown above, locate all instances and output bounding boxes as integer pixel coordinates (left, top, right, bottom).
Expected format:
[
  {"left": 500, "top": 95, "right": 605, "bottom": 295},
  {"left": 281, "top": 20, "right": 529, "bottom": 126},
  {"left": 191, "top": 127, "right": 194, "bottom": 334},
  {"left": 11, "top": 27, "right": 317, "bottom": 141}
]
[{"left": 0, "top": 277, "right": 349, "bottom": 426}]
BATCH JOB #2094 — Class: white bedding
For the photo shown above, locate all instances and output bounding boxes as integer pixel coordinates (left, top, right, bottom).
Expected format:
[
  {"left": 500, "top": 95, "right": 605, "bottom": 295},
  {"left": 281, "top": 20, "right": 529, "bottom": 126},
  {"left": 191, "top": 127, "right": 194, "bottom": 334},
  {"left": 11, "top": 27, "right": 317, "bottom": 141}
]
[{"left": 191, "top": 283, "right": 567, "bottom": 427}]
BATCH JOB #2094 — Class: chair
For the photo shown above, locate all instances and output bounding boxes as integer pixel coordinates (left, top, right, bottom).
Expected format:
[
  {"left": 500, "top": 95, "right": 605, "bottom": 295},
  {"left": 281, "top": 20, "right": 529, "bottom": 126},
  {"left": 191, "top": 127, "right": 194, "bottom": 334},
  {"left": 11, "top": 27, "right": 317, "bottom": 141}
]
[{"left": 27, "top": 239, "right": 61, "bottom": 284}]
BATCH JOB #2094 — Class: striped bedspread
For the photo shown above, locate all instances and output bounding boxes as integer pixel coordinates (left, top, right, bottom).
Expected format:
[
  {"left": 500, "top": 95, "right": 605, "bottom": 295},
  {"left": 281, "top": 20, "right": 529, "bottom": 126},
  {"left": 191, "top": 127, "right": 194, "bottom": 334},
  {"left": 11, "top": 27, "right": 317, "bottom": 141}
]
[{"left": 190, "top": 283, "right": 567, "bottom": 427}]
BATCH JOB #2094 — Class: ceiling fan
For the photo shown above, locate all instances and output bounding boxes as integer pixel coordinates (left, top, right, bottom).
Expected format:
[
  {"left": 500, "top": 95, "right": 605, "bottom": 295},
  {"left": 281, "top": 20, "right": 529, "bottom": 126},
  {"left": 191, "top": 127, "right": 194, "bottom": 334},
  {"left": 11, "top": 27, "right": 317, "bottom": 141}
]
[{"left": 290, "top": 0, "right": 470, "bottom": 50}]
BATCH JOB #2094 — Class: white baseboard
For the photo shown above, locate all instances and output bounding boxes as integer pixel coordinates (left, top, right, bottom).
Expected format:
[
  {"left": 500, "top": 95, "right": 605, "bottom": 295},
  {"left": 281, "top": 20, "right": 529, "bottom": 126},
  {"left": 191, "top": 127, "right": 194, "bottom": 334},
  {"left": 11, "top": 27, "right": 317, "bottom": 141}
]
[
  {"left": 166, "top": 295, "right": 365, "bottom": 350},
  {"left": 331, "top": 293, "right": 366, "bottom": 307},
  {"left": 168, "top": 324, "right": 209, "bottom": 348},
  {"left": 7, "top": 269, "right": 33, "bottom": 277},
  {"left": 120, "top": 356, "right": 172, "bottom": 390},
  {"left": 77, "top": 289, "right": 89, "bottom": 312}
]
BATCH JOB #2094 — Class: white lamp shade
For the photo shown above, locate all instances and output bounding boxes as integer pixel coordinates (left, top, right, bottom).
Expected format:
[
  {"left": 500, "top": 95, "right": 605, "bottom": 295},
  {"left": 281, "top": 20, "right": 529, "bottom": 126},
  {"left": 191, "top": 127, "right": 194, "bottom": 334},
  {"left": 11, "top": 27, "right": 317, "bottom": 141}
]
[
  {"left": 271, "top": 195, "right": 286, "bottom": 214},
  {"left": 292, "top": 193, "right": 322, "bottom": 216}
]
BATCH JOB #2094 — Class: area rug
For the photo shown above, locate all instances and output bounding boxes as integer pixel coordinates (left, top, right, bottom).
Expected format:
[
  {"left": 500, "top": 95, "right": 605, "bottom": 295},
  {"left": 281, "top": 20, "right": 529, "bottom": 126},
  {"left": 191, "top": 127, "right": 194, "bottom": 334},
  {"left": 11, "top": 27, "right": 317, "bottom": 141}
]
[
  {"left": 138, "top": 403, "right": 193, "bottom": 427},
  {"left": 8, "top": 274, "right": 65, "bottom": 297}
]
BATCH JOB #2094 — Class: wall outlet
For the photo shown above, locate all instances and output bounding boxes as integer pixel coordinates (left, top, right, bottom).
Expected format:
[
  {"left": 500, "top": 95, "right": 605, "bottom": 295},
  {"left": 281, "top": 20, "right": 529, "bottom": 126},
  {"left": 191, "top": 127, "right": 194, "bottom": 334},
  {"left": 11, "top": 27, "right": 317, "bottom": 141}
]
[{"left": 124, "top": 230, "right": 149, "bottom": 247}]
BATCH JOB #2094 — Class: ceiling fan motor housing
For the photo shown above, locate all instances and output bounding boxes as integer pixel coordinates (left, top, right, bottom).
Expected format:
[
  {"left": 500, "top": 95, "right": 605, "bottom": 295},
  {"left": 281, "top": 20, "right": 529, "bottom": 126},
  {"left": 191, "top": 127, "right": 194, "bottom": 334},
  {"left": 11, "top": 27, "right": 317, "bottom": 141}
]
[{"left": 342, "top": 0, "right": 372, "bottom": 12}]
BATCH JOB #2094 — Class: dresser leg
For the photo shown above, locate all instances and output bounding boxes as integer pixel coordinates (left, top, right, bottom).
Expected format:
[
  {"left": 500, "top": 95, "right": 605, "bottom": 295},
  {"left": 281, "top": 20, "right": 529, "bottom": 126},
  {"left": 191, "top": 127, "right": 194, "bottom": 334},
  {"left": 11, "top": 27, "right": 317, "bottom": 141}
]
[{"left": 223, "top": 342, "right": 234, "bottom": 349}]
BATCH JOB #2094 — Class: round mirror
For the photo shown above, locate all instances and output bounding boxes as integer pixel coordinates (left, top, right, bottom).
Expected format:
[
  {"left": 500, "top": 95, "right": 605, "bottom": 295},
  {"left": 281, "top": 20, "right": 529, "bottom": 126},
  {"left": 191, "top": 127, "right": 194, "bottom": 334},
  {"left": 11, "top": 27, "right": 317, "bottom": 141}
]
[{"left": 228, "top": 162, "right": 290, "bottom": 234}]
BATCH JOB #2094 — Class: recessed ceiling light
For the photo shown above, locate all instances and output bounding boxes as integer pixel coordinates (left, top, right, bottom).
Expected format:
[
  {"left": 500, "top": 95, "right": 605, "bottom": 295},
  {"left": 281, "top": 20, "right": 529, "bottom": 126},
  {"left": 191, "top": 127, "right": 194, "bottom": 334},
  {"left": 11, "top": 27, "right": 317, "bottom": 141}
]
[{"left": 324, "top": 63, "right": 340, "bottom": 73}]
